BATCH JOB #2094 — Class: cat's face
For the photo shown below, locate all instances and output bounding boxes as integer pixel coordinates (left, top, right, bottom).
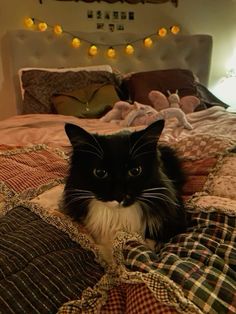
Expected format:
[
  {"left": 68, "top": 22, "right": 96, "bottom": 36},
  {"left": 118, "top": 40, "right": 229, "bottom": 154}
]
[{"left": 64, "top": 120, "right": 165, "bottom": 209}]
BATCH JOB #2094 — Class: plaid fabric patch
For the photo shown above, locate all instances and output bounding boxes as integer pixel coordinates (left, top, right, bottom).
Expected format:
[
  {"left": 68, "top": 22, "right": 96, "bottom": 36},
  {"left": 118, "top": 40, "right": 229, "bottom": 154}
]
[
  {"left": 101, "top": 283, "right": 179, "bottom": 313},
  {"left": 122, "top": 211, "right": 236, "bottom": 314}
]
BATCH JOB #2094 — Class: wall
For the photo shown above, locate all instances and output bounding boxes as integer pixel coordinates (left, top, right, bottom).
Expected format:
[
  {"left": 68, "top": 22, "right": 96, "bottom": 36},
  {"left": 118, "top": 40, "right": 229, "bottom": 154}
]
[{"left": 0, "top": 0, "right": 236, "bottom": 119}]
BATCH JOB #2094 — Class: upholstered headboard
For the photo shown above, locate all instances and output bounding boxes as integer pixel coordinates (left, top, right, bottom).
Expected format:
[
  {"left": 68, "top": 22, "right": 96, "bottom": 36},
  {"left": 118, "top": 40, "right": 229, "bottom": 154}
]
[{"left": 7, "top": 29, "right": 212, "bottom": 112}]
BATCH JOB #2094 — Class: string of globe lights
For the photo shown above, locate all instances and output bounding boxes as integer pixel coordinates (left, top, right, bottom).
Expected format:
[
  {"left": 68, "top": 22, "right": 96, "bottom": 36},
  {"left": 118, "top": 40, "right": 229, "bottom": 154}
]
[{"left": 24, "top": 17, "right": 180, "bottom": 58}]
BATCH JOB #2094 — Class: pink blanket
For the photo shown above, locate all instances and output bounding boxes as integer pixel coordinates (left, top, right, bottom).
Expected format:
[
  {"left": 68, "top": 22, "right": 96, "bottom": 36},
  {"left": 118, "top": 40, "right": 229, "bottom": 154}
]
[{"left": 0, "top": 107, "right": 235, "bottom": 148}]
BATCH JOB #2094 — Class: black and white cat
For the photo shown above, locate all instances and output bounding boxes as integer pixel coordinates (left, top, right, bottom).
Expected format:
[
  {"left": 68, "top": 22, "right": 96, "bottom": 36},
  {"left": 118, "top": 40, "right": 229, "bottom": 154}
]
[{"left": 63, "top": 120, "right": 186, "bottom": 261}]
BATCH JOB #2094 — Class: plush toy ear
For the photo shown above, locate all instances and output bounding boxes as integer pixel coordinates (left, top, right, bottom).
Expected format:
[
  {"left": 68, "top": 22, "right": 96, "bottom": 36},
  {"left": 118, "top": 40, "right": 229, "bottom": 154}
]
[
  {"left": 114, "top": 101, "right": 132, "bottom": 110},
  {"left": 133, "top": 101, "right": 142, "bottom": 110},
  {"left": 100, "top": 101, "right": 129, "bottom": 122},
  {"left": 180, "top": 96, "right": 200, "bottom": 114},
  {"left": 114, "top": 101, "right": 133, "bottom": 118},
  {"left": 148, "top": 90, "right": 169, "bottom": 111},
  {"left": 100, "top": 107, "right": 120, "bottom": 122}
]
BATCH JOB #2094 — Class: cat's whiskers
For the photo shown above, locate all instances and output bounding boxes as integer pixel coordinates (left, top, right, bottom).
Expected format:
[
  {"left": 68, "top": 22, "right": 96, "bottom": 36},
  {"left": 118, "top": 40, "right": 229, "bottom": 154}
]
[
  {"left": 64, "top": 189, "right": 95, "bottom": 207},
  {"left": 74, "top": 140, "right": 104, "bottom": 159},
  {"left": 137, "top": 196, "right": 155, "bottom": 207},
  {"left": 77, "top": 149, "right": 103, "bottom": 159},
  {"left": 65, "top": 188, "right": 94, "bottom": 196},
  {"left": 64, "top": 196, "right": 92, "bottom": 209},
  {"left": 139, "top": 191, "right": 178, "bottom": 207},
  {"left": 142, "top": 187, "right": 168, "bottom": 192},
  {"left": 161, "top": 178, "right": 175, "bottom": 183},
  {"left": 90, "top": 133, "right": 104, "bottom": 155},
  {"left": 141, "top": 187, "right": 178, "bottom": 205},
  {"left": 129, "top": 132, "right": 157, "bottom": 155},
  {"left": 143, "top": 194, "right": 178, "bottom": 206},
  {"left": 129, "top": 137, "right": 157, "bottom": 159},
  {"left": 131, "top": 150, "right": 157, "bottom": 159}
]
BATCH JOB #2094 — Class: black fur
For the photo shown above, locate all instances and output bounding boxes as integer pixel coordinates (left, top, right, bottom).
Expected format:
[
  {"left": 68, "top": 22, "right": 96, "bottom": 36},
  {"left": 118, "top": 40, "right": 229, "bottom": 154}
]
[{"left": 63, "top": 120, "right": 186, "bottom": 243}]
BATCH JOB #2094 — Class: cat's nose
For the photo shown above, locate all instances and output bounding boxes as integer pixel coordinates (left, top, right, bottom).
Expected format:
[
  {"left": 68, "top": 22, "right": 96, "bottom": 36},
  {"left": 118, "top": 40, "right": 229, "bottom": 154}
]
[
  {"left": 118, "top": 195, "right": 133, "bottom": 207},
  {"left": 112, "top": 190, "right": 124, "bottom": 204},
  {"left": 112, "top": 188, "right": 133, "bottom": 206}
]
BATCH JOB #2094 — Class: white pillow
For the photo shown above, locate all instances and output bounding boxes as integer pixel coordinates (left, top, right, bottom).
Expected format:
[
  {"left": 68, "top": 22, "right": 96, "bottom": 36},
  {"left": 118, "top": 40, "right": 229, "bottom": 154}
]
[{"left": 18, "top": 65, "right": 113, "bottom": 99}]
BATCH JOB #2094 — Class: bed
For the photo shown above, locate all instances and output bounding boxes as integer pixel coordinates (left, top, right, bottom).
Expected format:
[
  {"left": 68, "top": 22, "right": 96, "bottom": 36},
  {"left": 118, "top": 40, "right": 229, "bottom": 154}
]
[{"left": 0, "top": 30, "right": 235, "bottom": 314}]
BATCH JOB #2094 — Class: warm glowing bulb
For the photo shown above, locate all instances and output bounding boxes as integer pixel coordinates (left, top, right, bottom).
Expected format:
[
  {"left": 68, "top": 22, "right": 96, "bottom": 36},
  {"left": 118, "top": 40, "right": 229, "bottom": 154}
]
[
  {"left": 71, "top": 37, "right": 81, "bottom": 48},
  {"left": 88, "top": 45, "right": 98, "bottom": 56},
  {"left": 54, "top": 24, "right": 63, "bottom": 35},
  {"left": 170, "top": 25, "right": 180, "bottom": 35},
  {"left": 143, "top": 37, "right": 153, "bottom": 48},
  {"left": 107, "top": 47, "right": 116, "bottom": 58},
  {"left": 24, "top": 17, "right": 34, "bottom": 29},
  {"left": 38, "top": 22, "right": 48, "bottom": 32},
  {"left": 158, "top": 27, "right": 167, "bottom": 37},
  {"left": 125, "top": 44, "right": 134, "bottom": 55}
]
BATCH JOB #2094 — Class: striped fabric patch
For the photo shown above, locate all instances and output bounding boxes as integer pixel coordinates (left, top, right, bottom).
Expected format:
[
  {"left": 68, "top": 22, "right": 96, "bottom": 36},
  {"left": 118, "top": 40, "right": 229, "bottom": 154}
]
[
  {"left": 0, "top": 147, "right": 68, "bottom": 196},
  {"left": 0, "top": 206, "right": 104, "bottom": 313}
]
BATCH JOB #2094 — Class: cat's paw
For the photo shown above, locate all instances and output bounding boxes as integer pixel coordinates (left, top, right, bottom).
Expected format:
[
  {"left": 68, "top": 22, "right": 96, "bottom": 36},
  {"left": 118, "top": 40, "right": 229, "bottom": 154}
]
[
  {"left": 145, "top": 238, "right": 163, "bottom": 252},
  {"left": 145, "top": 238, "right": 156, "bottom": 251},
  {"left": 96, "top": 243, "right": 114, "bottom": 264}
]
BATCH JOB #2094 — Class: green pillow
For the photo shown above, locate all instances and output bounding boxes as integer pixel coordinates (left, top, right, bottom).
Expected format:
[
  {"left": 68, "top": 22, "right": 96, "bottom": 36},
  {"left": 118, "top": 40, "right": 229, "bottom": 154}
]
[{"left": 52, "top": 83, "right": 120, "bottom": 118}]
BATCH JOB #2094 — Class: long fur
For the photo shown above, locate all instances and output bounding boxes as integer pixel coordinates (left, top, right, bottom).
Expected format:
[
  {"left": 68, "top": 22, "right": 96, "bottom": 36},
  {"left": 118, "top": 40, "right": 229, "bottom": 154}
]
[
  {"left": 62, "top": 120, "right": 186, "bottom": 261},
  {"left": 85, "top": 200, "right": 145, "bottom": 243}
]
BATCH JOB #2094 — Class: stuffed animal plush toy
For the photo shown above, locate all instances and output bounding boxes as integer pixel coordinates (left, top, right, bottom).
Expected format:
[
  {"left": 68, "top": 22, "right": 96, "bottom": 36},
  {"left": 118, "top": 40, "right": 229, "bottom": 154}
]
[
  {"left": 100, "top": 101, "right": 132, "bottom": 123},
  {"left": 155, "top": 107, "right": 192, "bottom": 129},
  {"left": 100, "top": 99, "right": 193, "bottom": 129},
  {"left": 100, "top": 89, "right": 199, "bottom": 129},
  {"left": 149, "top": 90, "right": 200, "bottom": 114},
  {"left": 100, "top": 101, "right": 159, "bottom": 127},
  {"left": 167, "top": 90, "right": 181, "bottom": 108}
]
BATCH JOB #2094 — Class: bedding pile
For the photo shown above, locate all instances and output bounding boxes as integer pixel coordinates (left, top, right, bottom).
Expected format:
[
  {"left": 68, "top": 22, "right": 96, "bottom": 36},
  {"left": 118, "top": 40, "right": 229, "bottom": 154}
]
[{"left": 0, "top": 105, "right": 235, "bottom": 313}]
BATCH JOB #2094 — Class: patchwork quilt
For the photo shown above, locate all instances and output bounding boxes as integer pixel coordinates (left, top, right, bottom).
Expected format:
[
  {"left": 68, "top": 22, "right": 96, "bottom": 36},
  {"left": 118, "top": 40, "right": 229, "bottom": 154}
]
[{"left": 0, "top": 107, "right": 235, "bottom": 313}]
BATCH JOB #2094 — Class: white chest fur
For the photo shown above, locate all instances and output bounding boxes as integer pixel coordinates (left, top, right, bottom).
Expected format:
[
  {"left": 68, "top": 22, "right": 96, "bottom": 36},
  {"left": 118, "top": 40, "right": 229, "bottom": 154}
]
[{"left": 84, "top": 199, "right": 145, "bottom": 262}]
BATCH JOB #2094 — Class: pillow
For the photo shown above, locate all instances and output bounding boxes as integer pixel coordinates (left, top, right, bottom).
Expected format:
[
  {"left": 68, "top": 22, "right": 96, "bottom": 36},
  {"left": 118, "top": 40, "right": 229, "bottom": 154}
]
[
  {"left": 196, "top": 82, "right": 229, "bottom": 109},
  {"left": 123, "top": 69, "right": 197, "bottom": 106},
  {"left": 51, "top": 83, "right": 120, "bottom": 118},
  {"left": 21, "top": 69, "right": 120, "bottom": 114},
  {"left": 18, "top": 65, "right": 113, "bottom": 99}
]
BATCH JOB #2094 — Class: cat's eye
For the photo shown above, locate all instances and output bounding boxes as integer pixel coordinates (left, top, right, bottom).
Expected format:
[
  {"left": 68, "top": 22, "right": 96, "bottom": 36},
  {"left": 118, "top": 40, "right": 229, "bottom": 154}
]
[
  {"left": 128, "top": 166, "right": 142, "bottom": 177},
  {"left": 93, "top": 168, "right": 108, "bottom": 179}
]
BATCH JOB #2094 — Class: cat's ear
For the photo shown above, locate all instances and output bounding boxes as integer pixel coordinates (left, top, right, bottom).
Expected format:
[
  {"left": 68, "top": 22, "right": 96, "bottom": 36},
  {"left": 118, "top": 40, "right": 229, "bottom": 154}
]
[
  {"left": 145, "top": 119, "right": 165, "bottom": 138},
  {"left": 65, "top": 123, "right": 95, "bottom": 148},
  {"left": 131, "top": 119, "right": 165, "bottom": 144},
  {"left": 65, "top": 124, "right": 103, "bottom": 158}
]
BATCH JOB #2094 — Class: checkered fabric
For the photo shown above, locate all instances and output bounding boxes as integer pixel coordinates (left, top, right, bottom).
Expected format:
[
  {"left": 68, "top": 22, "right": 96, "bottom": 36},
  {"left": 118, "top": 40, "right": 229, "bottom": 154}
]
[
  {"left": 171, "top": 134, "right": 235, "bottom": 159},
  {"left": 100, "top": 283, "right": 179, "bottom": 313},
  {"left": 181, "top": 156, "right": 218, "bottom": 201},
  {"left": 59, "top": 283, "right": 179, "bottom": 314}
]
